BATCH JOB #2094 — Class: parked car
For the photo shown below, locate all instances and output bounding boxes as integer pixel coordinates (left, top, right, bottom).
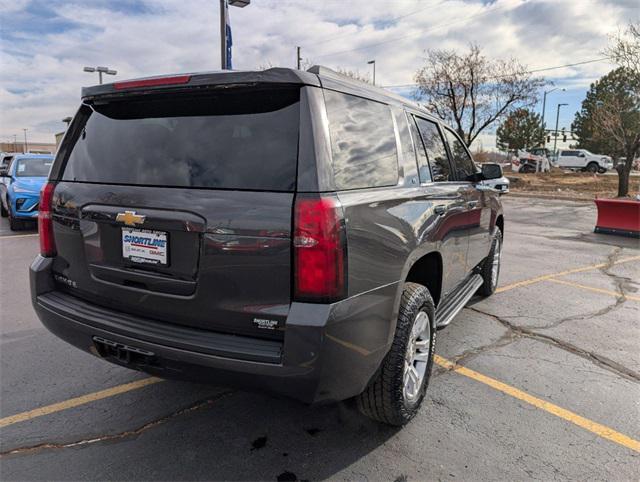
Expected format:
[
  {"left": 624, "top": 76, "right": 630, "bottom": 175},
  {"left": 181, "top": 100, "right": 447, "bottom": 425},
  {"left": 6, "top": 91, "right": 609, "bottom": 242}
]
[
  {"left": 556, "top": 149, "right": 613, "bottom": 173},
  {"left": 478, "top": 163, "right": 509, "bottom": 193},
  {"left": 0, "top": 153, "right": 54, "bottom": 230},
  {"left": 30, "top": 66, "right": 505, "bottom": 426},
  {"left": 0, "top": 152, "right": 15, "bottom": 172}
]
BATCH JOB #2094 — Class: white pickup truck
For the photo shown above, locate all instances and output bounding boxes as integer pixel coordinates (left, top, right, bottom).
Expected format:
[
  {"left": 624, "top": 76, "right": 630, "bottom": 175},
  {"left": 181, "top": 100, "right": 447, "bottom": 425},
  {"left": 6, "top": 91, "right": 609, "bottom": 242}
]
[{"left": 556, "top": 149, "right": 613, "bottom": 173}]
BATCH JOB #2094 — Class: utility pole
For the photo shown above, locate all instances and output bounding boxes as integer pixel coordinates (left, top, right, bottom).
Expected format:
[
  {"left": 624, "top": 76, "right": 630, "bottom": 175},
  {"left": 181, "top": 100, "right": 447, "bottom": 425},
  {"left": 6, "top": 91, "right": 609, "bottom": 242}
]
[
  {"left": 220, "top": 0, "right": 250, "bottom": 70},
  {"left": 296, "top": 46, "right": 302, "bottom": 70},
  {"left": 552, "top": 103, "right": 568, "bottom": 157},
  {"left": 367, "top": 60, "right": 376, "bottom": 85},
  {"left": 12, "top": 134, "right": 17, "bottom": 153},
  {"left": 22, "top": 129, "right": 28, "bottom": 153}
]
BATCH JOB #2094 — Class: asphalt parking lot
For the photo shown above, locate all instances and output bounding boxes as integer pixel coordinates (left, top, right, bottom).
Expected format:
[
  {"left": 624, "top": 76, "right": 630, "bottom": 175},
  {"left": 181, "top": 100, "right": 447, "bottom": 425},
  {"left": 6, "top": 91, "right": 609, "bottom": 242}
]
[{"left": 1, "top": 196, "right": 638, "bottom": 481}]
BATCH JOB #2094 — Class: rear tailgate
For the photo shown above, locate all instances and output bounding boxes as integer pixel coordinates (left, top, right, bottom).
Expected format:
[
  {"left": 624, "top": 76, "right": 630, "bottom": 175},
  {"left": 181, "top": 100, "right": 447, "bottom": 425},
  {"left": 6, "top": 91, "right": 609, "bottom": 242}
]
[{"left": 49, "top": 86, "right": 300, "bottom": 340}]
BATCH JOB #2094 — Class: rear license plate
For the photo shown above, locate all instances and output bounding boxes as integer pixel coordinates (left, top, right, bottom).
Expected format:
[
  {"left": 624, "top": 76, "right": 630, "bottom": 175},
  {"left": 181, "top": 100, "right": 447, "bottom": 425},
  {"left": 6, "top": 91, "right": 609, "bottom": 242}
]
[{"left": 122, "top": 228, "right": 168, "bottom": 265}]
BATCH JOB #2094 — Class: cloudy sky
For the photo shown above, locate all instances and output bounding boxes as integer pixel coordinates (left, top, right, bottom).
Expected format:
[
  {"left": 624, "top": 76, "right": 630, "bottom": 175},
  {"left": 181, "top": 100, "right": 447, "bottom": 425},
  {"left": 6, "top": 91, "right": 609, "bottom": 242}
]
[{"left": 1, "top": 0, "right": 637, "bottom": 150}]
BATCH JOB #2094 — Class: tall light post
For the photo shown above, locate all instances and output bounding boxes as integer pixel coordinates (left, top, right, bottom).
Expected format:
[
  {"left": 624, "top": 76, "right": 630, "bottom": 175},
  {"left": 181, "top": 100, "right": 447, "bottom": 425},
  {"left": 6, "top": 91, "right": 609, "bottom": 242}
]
[
  {"left": 83, "top": 66, "right": 117, "bottom": 84},
  {"left": 220, "top": 0, "right": 250, "bottom": 70},
  {"left": 367, "top": 60, "right": 376, "bottom": 85},
  {"left": 552, "top": 103, "right": 568, "bottom": 157},
  {"left": 22, "top": 128, "right": 28, "bottom": 153},
  {"left": 541, "top": 87, "right": 565, "bottom": 148}
]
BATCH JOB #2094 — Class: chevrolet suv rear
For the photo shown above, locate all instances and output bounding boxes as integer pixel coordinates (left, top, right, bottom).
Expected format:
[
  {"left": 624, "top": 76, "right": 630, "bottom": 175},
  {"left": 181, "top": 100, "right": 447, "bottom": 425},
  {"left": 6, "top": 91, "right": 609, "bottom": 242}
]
[{"left": 30, "top": 66, "right": 504, "bottom": 425}]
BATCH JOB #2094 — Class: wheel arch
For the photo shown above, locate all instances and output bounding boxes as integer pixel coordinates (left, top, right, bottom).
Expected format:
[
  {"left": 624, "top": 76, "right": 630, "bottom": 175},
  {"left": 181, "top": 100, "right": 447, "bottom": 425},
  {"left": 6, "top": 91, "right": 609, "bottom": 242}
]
[
  {"left": 496, "top": 214, "right": 504, "bottom": 237},
  {"left": 404, "top": 251, "right": 443, "bottom": 309}
]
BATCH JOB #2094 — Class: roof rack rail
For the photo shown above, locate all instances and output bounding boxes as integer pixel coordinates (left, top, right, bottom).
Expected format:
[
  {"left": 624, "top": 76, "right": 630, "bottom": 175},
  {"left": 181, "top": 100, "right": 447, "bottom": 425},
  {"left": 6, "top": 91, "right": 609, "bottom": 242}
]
[{"left": 306, "top": 65, "right": 366, "bottom": 84}]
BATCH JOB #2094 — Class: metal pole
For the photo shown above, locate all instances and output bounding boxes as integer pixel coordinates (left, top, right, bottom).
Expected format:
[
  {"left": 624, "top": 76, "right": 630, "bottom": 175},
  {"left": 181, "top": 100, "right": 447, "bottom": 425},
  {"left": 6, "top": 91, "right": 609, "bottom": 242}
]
[
  {"left": 552, "top": 104, "right": 567, "bottom": 157},
  {"left": 541, "top": 91, "right": 547, "bottom": 148},
  {"left": 372, "top": 62, "right": 375, "bottom": 85},
  {"left": 296, "top": 46, "right": 301, "bottom": 70},
  {"left": 22, "top": 129, "right": 28, "bottom": 153},
  {"left": 220, "top": 0, "right": 227, "bottom": 69},
  {"left": 98, "top": 71, "right": 103, "bottom": 84}
]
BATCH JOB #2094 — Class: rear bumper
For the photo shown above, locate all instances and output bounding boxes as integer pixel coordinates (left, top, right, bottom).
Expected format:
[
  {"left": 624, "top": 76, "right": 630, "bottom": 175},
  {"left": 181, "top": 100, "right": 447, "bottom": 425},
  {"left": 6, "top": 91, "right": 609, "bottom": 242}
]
[{"left": 30, "top": 256, "right": 398, "bottom": 404}]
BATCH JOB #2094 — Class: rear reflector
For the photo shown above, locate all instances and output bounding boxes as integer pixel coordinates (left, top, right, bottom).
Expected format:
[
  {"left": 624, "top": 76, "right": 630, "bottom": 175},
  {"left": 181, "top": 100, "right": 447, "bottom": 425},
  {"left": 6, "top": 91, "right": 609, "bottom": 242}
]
[
  {"left": 38, "top": 182, "right": 56, "bottom": 257},
  {"left": 293, "top": 195, "right": 347, "bottom": 302},
  {"left": 114, "top": 75, "right": 191, "bottom": 90}
]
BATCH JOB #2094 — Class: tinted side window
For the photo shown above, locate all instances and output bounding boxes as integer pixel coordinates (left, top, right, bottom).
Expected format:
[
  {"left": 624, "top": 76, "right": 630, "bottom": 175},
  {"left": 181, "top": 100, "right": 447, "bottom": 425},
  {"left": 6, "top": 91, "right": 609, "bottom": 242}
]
[
  {"left": 443, "top": 128, "right": 476, "bottom": 180},
  {"left": 391, "top": 108, "right": 420, "bottom": 185},
  {"left": 324, "top": 90, "right": 398, "bottom": 190},
  {"left": 414, "top": 117, "right": 451, "bottom": 182},
  {"left": 562, "top": 151, "right": 577, "bottom": 156},
  {"left": 406, "top": 115, "right": 431, "bottom": 183}
]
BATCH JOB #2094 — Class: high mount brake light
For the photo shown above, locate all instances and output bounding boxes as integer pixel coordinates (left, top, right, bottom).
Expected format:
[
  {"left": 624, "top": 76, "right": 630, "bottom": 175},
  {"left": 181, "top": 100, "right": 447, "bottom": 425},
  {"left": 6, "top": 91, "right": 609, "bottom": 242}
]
[
  {"left": 38, "top": 182, "right": 57, "bottom": 257},
  {"left": 293, "top": 196, "right": 347, "bottom": 302},
  {"left": 114, "top": 75, "right": 191, "bottom": 90}
]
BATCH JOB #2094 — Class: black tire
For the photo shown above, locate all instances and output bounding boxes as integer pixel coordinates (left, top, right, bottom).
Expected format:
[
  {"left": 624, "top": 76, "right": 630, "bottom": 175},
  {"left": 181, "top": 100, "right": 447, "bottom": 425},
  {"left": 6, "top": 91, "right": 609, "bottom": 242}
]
[
  {"left": 0, "top": 199, "right": 7, "bottom": 218},
  {"left": 586, "top": 162, "right": 598, "bottom": 173},
  {"left": 598, "top": 167, "right": 606, "bottom": 174},
  {"left": 8, "top": 209, "right": 22, "bottom": 231},
  {"left": 520, "top": 164, "right": 535, "bottom": 173},
  {"left": 356, "top": 282, "right": 436, "bottom": 426},
  {"left": 478, "top": 227, "right": 503, "bottom": 296}
]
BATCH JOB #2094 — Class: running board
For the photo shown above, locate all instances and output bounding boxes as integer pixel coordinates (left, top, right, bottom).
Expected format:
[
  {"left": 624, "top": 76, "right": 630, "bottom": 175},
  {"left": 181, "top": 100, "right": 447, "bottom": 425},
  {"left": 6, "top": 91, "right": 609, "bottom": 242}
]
[{"left": 435, "top": 274, "right": 484, "bottom": 328}]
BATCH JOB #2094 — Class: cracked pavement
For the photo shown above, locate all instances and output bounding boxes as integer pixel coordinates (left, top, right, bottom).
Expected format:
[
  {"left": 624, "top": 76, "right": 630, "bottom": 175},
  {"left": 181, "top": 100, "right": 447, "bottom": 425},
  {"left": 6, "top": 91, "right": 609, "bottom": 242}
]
[{"left": 1, "top": 196, "right": 639, "bottom": 481}]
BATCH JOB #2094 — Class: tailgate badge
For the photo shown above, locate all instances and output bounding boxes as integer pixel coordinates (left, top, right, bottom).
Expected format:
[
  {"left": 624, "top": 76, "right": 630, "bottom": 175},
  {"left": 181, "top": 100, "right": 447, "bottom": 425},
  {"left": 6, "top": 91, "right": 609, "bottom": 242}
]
[
  {"left": 253, "top": 318, "right": 279, "bottom": 330},
  {"left": 116, "top": 210, "right": 146, "bottom": 226}
]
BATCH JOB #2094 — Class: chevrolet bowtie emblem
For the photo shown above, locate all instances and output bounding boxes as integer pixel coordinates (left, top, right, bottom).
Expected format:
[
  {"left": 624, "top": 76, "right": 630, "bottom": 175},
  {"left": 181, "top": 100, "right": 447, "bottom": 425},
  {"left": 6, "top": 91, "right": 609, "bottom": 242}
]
[{"left": 116, "top": 210, "right": 146, "bottom": 226}]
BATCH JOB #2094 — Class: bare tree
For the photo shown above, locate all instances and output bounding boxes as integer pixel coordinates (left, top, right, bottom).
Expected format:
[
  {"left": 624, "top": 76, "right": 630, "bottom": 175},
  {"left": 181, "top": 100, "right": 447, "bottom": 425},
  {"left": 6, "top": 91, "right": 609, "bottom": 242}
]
[
  {"left": 414, "top": 44, "right": 545, "bottom": 147},
  {"left": 336, "top": 67, "right": 371, "bottom": 84},
  {"left": 592, "top": 96, "right": 640, "bottom": 197},
  {"left": 604, "top": 22, "right": 640, "bottom": 75}
]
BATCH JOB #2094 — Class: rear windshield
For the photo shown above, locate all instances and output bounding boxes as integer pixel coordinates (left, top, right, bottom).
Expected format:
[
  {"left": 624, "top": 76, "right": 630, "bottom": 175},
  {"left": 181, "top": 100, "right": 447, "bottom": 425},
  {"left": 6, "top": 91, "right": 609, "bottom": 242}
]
[
  {"left": 62, "top": 88, "right": 300, "bottom": 191},
  {"left": 15, "top": 157, "right": 53, "bottom": 177}
]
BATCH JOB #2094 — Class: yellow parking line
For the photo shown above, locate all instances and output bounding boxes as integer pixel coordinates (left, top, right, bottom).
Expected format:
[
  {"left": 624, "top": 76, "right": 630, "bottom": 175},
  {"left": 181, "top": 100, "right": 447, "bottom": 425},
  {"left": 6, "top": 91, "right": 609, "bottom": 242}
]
[
  {"left": 496, "top": 255, "right": 640, "bottom": 293},
  {"left": 0, "top": 233, "right": 38, "bottom": 239},
  {"left": 0, "top": 377, "right": 162, "bottom": 429},
  {"left": 434, "top": 355, "right": 640, "bottom": 454},
  {"left": 547, "top": 278, "right": 640, "bottom": 301}
]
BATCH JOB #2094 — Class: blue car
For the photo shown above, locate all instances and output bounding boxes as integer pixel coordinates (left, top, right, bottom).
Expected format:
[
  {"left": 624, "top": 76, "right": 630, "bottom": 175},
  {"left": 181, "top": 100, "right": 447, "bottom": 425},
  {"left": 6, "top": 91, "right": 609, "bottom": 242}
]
[{"left": 0, "top": 154, "right": 54, "bottom": 230}]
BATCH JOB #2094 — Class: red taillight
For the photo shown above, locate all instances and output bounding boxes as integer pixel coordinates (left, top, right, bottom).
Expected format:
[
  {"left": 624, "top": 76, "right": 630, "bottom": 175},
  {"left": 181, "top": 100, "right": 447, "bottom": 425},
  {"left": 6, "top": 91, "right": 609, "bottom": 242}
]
[
  {"left": 38, "top": 182, "right": 56, "bottom": 257},
  {"left": 114, "top": 75, "right": 191, "bottom": 90},
  {"left": 293, "top": 196, "right": 347, "bottom": 302}
]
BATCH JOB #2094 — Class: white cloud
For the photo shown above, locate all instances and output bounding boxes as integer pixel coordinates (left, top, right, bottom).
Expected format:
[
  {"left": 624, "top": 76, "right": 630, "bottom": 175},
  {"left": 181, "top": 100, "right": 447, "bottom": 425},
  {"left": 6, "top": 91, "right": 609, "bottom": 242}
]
[{"left": 0, "top": 0, "right": 637, "bottom": 143}]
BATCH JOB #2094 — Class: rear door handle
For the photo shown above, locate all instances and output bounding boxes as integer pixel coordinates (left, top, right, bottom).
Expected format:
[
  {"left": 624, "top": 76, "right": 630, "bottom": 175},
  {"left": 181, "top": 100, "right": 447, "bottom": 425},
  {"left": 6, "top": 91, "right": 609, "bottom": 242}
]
[{"left": 434, "top": 205, "right": 447, "bottom": 215}]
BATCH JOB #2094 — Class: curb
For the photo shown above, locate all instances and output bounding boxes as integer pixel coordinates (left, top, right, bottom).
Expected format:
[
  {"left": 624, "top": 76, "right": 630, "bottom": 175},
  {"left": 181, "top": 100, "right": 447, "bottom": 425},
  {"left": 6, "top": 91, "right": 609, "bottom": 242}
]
[{"left": 507, "top": 192, "right": 594, "bottom": 203}]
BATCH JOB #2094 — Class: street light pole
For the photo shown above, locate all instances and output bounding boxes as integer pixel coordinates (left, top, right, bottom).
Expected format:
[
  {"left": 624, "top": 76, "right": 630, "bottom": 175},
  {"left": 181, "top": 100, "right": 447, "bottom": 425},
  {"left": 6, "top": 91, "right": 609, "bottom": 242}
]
[
  {"left": 552, "top": 103, "right": 568, "bottom": 157},
  {"left": 22, "top": 128, "right": 28, "bottom": 153},
  {"left": 220, "top": 0, "right": 250, "bottom": 70},
  {"left": 541, "top": 87, "right": 565, "bottom": 148},
  {"left": 367, "top": 60, "right": 376, "bottom": 85},
  {"left": 83, "top": 66, "right": 117, "bottom": 84}
]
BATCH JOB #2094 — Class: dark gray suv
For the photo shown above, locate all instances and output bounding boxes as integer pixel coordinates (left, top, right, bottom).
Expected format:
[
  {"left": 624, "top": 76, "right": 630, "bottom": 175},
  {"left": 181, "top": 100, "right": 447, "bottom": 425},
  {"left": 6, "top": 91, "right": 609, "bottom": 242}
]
[{"left": 30, "top": 66, "right": 504, "bottom": 426}]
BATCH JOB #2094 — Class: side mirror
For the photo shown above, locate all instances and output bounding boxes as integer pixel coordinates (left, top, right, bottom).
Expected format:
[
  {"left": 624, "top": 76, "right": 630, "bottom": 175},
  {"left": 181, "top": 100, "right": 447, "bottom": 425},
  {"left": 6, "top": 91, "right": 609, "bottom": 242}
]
[
  {"left": 481, "top": 163, "right": 503, "bottom": 180},
  {"left": 578, "top": 153, "right": 585, "bottom": 157}
]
